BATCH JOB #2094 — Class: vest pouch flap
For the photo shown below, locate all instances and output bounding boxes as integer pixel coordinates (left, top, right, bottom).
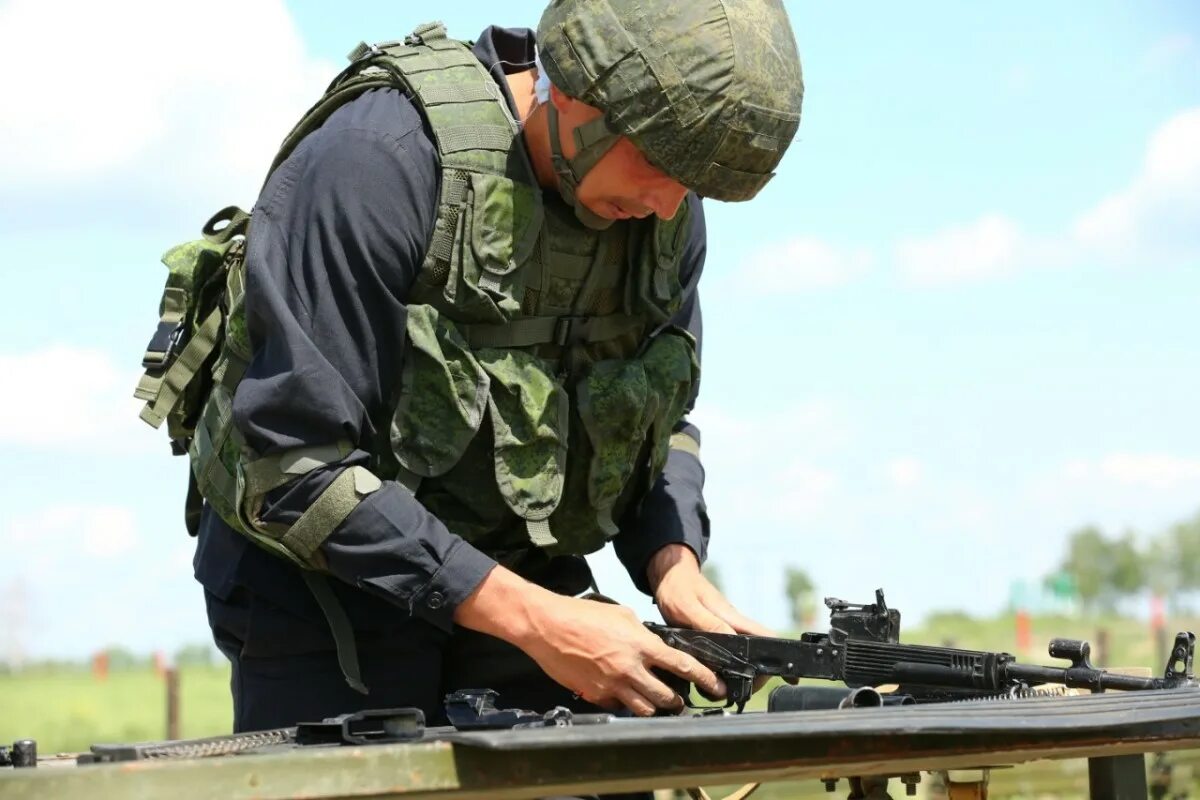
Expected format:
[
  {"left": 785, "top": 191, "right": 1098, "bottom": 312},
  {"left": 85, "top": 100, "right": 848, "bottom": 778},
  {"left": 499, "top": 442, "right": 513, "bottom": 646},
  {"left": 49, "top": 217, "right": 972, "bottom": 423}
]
[
  {"left": 391, "top": 305, "right": 490, "bottom": 478},
  {"left": 576, "top": 359, "right": 655, "bottom": 538},
  {"left": 576, "top": 331, "right": 699, "bottom": 536},
  {"left": 477, "top": 349, "right": 567, "bottom": 525},
  {"left": 640, "top": 330, "right": 700, "bottom": 484},
  {"left": 469, "top": 172, "right": 542, "bottom": 291}
]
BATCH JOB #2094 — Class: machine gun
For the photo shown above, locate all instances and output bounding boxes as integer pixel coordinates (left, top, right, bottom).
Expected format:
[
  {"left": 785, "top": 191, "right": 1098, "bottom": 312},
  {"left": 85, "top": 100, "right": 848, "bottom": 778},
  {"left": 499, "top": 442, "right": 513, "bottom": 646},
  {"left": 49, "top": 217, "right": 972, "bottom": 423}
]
[{"left": 647, "top": 589, "right": 1198, "bottom": 712}]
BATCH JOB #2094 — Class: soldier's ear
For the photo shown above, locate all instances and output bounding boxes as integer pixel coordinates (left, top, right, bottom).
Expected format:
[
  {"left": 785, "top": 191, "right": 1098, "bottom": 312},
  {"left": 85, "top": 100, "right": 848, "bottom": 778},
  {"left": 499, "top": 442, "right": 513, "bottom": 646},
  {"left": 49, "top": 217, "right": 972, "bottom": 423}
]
[
  {"left": 548, "top": 83, "right": 570, "bottom": 112},
  {"left": 549, "top": 83, "right": 591, "bottom": 117}
]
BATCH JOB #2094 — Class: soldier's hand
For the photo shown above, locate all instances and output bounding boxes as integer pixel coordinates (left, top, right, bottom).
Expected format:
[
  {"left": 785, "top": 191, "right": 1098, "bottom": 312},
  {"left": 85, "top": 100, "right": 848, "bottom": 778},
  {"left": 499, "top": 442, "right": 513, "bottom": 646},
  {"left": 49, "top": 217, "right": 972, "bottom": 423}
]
[
  {"left": 453, "top": 564, "right": 725, "bottom": 716},
  {"left": 517, "top": 592, "right": 727, "bottom": 716},
  {"left": 647, "top": 544, "right": 774, "bottom": 636},
  {"left": 647, "top": 544, "right": 794, "bottom": 694}
]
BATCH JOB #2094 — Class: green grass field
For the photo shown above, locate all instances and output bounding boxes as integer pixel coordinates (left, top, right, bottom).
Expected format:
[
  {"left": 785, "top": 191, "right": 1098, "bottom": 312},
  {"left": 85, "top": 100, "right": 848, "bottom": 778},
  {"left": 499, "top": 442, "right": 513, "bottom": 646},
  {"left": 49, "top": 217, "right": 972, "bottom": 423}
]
[
  {"left": 3, "top": 611, "right": 1197, "bottom": 797},
  {"left": 0, "top": 665, "right": 231, "bottom": 754}
]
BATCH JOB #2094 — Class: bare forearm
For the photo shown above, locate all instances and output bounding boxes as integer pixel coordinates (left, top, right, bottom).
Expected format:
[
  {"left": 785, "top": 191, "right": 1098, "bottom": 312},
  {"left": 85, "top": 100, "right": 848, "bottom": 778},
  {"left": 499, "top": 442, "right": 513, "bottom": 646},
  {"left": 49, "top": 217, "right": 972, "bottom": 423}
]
[
  {"left": 451, "top": 557, "right": 725, "bottom": 715},
  {"left": 646, "top": 542, "right": 701, "bottom": 593},
  {"left": 452, "top": 564, "right": 552, "bottom": 648}
]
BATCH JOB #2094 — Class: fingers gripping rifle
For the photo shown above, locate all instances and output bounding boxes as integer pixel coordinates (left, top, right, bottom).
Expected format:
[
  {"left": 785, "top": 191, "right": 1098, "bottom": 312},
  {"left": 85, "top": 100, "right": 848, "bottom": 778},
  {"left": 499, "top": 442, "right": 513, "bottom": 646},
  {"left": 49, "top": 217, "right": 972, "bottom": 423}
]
[{"left": 646, "top": 589, "right": 1198, "bottom": 712}]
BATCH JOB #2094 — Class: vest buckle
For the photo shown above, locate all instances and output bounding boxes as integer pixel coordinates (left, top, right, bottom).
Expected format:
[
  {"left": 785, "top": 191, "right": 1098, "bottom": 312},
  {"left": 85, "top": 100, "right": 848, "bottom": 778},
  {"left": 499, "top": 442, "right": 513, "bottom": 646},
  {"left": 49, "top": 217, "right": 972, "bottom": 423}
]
[
  {"left": 141, "top": 320, "right": 185, "bottom": 370},
  {"left": 554, "top": 316, "right": 590, "bottom": 347}
]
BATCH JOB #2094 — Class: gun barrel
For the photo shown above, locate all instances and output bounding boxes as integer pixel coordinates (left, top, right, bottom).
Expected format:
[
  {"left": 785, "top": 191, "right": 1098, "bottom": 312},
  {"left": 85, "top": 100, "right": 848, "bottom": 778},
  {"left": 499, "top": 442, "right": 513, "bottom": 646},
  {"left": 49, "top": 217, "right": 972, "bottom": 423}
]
[{"left": 1003, "top": 663, "right": 1170, "bottom": 692}]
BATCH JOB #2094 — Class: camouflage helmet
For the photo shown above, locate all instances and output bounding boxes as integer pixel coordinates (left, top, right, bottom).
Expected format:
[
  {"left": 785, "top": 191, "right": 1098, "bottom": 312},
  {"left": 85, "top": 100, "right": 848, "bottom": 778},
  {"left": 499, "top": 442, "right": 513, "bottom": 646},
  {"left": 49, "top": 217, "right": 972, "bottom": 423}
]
[{"left": 537, "top": 0, "right": 804, "bottom": 206}]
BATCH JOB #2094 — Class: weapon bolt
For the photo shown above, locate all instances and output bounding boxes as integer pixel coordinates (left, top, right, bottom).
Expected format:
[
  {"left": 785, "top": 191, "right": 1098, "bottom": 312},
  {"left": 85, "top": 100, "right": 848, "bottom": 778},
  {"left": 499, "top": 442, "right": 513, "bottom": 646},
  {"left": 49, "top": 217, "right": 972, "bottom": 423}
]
[
  {"left": 823, "top": 778, "right": 837, "bottom": 792},
  {"left": 901, "top": 773, "right": 921, "bottom": 796}
]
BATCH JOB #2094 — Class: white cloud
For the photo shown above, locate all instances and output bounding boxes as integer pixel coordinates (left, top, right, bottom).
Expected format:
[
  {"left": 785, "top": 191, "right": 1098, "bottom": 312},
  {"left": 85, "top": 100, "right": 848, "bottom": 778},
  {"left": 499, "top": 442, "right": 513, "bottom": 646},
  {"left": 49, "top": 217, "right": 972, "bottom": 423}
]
[
  {"left": 891, "top": 107, "right": 1200, "bottom": 285},
  {"left": 748, "top": 105, "right": 1198, "bottom": 292},
  {"left": 692, "top": 399, "right": 853, "bottom": 463},
  {"left": 0, "top": 345, "right": 156, "bottom": 451},
  {"left": 0, "top": 0, "right": 335, "bottom": 215},
  {"left": 885, "top": 457, "right": 923, "bottom": 489},
  {"left": 691, "top": 401, "right": 847, "bottom": 523},
  {"left": 895, "top": 214, "right": 1025, "bottom": 285},
  {"left": 1063, "top": 453, "right": 1200, "bottom": 492},
  {"left": 1072, "top": 108, "right": 1200, "bottom": 265},
  {"left": 737, "top": 237, "right": 872, "bottom": 292},
  {"left": 5, "top": 505, "right": 139, "bottom": 560}
]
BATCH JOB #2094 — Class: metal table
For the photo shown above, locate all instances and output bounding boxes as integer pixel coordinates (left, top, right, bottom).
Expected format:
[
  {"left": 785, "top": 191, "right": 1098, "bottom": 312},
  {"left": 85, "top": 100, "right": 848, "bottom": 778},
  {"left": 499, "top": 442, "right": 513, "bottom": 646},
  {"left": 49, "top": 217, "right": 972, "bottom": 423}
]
[{"left": 3, "top": 689, "right": 1199, "bottom": 799}]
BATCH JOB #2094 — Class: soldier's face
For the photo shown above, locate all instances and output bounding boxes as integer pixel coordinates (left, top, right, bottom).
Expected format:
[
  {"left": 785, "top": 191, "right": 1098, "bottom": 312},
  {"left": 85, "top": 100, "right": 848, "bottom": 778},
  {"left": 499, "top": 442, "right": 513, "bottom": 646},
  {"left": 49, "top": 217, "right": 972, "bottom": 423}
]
[
  {"left": 579, "top": 137, "right": 690, "bottom": 222},
  {"left": 550, "top": 89, "right": 689, "bottom": 221}
]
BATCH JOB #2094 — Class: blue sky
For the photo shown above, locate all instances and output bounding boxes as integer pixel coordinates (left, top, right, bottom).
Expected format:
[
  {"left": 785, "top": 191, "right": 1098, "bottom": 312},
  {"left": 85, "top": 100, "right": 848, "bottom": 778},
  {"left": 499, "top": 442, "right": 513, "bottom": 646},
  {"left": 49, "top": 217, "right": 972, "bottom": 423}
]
[{"left": 0, "top": 0, "right": 1197, "bottom": 661}]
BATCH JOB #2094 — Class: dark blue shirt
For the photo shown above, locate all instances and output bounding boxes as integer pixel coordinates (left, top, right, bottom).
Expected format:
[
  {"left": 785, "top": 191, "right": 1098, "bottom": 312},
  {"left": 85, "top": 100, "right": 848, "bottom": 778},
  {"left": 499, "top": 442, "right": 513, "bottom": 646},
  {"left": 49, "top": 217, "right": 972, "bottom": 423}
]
[{"left": 195, "top": 26, "right": 710, "bottom": 634}]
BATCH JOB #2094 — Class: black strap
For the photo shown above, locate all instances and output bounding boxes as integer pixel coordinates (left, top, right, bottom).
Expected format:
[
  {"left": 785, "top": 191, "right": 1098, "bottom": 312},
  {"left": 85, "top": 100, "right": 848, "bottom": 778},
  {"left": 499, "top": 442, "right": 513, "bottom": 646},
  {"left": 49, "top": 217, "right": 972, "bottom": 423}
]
[
  {"left": 302, "top": 572, "right": 370, "bottom": 695},
  {"left": 184, "top": 470, "right": 203, "bottom": 538},
  {"left": 459, "top": 313, "right": 642, "bottom": 349}
]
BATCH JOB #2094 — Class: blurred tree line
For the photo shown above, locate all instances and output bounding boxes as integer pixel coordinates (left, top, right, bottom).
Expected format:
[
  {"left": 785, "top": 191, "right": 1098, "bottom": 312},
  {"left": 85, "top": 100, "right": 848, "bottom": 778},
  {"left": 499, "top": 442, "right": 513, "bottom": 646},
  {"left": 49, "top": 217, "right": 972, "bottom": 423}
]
[
  {"left": 0, "top": 643, "right": 219, "bottom": 674},
  {"left": 1044, "top": 509, "right": 1200, "bottom": 613}
]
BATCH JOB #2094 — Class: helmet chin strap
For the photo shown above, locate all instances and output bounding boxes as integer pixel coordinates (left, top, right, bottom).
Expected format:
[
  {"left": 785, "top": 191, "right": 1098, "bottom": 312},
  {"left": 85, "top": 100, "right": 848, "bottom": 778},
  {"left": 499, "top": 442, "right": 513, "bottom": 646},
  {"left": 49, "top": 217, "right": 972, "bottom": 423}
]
[{"left": 547, "top": 102, "right": 622, "bottom": 230}]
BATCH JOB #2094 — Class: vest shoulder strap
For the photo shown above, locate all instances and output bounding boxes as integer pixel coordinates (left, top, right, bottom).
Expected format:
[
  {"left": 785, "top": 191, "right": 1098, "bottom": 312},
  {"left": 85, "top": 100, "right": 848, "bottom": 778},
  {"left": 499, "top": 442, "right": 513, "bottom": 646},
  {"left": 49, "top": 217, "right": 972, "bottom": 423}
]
[{"left": 267, "top": 26, "right": 521, "bottom": 188}]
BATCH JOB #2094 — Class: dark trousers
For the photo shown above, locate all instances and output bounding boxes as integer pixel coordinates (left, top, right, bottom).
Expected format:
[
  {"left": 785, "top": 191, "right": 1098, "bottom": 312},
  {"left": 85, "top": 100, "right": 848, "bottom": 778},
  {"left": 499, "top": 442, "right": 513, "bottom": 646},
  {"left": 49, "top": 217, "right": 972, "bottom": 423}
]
[{"left": 206, "top": 587, "right": 653, "bottom": 800}]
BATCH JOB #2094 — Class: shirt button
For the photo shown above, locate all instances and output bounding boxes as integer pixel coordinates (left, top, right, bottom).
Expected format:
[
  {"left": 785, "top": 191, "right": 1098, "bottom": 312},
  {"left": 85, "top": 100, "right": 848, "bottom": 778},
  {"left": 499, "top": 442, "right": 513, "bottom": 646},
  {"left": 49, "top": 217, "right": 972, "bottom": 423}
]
[{"left": 426, "top": 591, "right": 445, "bottom": 610}]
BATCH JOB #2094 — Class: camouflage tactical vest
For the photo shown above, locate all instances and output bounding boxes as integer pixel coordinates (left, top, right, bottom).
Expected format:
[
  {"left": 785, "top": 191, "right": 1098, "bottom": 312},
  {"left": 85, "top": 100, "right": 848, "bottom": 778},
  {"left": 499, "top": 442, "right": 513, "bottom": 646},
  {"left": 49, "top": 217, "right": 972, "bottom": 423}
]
[
  {"left": 385, "top": 25, "right": 698, "bottom": 557},
  {"left": 136, "top": 23, "right": 698, "bottom": 573}
]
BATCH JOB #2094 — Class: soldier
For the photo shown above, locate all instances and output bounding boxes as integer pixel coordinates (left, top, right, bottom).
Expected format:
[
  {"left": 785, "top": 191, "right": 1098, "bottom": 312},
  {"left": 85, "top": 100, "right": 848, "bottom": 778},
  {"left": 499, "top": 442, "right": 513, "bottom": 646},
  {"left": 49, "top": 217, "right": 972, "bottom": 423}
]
[{"left": 152, "top": 0, "right": 803, "bottom": 738}]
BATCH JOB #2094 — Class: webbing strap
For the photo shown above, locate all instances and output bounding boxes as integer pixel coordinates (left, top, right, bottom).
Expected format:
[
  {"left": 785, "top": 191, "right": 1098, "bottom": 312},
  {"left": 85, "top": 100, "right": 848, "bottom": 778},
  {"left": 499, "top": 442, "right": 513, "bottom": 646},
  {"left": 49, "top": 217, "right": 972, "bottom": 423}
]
[
  {"left": 138, "top": 307, "right": 222, "bottom": 429},
  {"left": 547, "top": 103, "right": 578, "bottom": 199},
  {"left": 395, "top": 464, "right": 423, "bottom": 495},
  {"left": 134, "top": 371, "right": 163, "bottom": 403},
  {"left": 302, "top": 572, "right": 369, "bottom": 695},
  {"left": 429, "top": 215, "right": 458, "bottom": 264},
  {"left": 280, "top": 466, "right": 381, "bottom": 562},
  {"left": 184, "top": 471, "right": 204, "bottom": 538},
  {"left": 208, "top": 381, "right": 235, "bottom": 434},
  {"left": 547, "top": 104, "right": 620, "bottom": 230},
  {"left": 438, "top": 124, "right": 515, "bottom": 154},
  {"left": 441, "top": 171, "right": 471, "bottom": 205},
  {"left": 418, "top": 82, "right": 501, "bottom": 105},
  {"left": 460, "top": 313, "right": 642, "bottom": 349},
  {"left": 192, "top": 411, "right": 237, "bottom": 502},
  {"left": 240, "top": 460, "right": 298, "bottom": 503},
  {"left": 573, "top": 116, "right": 620, "bottom": 165},
  {"left": 409, "top": 20, "right": 447, "bottom": 43},
  {"left": 241, "top": 441, "right": 354, "bottom": 513},
  {"left": 526, "top": 518, "right": 558, "bottom": 548},
  {"left": 135, "top": 288, "right": 189, "bottom": 402},
  {"left": 397, "top": 49, "right": 479, "bottom": 74}
]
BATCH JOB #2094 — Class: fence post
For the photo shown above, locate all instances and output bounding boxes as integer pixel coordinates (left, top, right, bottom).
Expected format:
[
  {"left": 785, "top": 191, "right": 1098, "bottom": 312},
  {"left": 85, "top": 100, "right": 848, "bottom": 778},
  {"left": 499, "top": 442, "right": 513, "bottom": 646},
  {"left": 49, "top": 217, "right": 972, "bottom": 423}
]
[
  {"left": 166, "top": 667, "right": 180, "bottom": 741},
  {"left": 1095, "top": 628, "right": 1110, "bottom": 667}
]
